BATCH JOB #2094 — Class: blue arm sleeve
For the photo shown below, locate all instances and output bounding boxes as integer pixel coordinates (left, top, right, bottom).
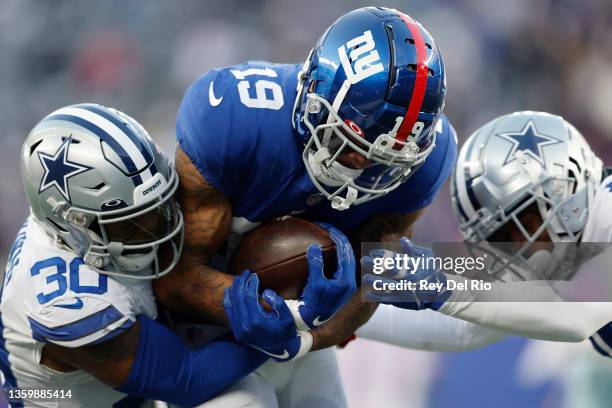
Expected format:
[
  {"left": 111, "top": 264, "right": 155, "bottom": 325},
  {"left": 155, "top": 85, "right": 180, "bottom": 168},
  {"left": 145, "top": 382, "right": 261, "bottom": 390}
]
[{"left": 117, "top": 316, "right": 268, "bottom": 407}]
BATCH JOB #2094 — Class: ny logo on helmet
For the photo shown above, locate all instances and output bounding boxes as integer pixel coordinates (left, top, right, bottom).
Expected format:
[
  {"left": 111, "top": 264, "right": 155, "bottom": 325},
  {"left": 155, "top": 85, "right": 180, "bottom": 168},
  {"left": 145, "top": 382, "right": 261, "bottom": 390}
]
[{"left": 338, "top": 30, "right": 384, "bottom": 84}]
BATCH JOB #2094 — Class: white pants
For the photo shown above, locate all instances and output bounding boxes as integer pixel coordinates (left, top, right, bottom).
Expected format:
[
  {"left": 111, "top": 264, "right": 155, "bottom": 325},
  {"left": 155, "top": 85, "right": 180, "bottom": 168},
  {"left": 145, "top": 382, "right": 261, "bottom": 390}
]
[{"left": 197, "top": 348, "right": 347, "bottom": 408}]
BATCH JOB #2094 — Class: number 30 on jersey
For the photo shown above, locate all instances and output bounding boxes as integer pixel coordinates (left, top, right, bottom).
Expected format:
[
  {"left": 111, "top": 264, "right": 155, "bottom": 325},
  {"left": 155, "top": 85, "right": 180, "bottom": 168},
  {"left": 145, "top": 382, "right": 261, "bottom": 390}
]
[{"left": 31, "top": 257, "right": 108, "bottom": 305}]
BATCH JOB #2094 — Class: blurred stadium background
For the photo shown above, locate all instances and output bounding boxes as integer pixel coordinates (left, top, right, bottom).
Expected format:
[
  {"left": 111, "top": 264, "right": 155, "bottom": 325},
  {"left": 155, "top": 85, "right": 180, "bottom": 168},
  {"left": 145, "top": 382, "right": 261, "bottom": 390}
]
[{"left": 1, "top": 0, "right": 611, "bottom": 406}]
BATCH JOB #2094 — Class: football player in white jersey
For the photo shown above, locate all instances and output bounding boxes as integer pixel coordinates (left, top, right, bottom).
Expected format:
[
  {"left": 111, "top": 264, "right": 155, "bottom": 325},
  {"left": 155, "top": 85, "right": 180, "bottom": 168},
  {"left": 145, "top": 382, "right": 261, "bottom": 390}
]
[
  {"left": 1, "top": 104, "right": 330, "bottom": 407},
  {"left": 358, "top": 111, "right": 612, "bottom": 358}
]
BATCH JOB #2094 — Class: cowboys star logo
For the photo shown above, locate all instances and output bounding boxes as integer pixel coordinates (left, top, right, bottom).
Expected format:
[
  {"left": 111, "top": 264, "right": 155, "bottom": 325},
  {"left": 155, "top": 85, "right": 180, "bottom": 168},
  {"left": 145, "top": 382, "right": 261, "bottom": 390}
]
[
  {"left": 497, "top": 120, "right": 560, "bottom": 166},
  {"left": 38, "top": 136, "right": 92, "bottom": 202}
]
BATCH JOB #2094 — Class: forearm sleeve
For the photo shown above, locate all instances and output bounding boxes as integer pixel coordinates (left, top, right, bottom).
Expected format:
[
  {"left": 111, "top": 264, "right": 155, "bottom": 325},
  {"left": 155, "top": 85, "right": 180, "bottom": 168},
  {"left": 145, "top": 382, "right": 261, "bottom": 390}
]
[
  {"left": 437, "top": 242, "right": 612, "bottom": 342},
  {"left": 118, "top": 316, "right": 268, "bottom": 406},
  {"left": 356, "top": 304, "right": 507, "bottom": 352},
  {"left": 440, "top": 276, "right": 612, "bottom": 342}
]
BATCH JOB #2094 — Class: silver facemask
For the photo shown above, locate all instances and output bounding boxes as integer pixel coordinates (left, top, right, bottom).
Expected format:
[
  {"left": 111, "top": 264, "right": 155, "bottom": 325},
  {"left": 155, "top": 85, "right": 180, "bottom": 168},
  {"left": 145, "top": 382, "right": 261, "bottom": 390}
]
[{"left": 451, "top": 111, "right": 602, "bottom": 281}]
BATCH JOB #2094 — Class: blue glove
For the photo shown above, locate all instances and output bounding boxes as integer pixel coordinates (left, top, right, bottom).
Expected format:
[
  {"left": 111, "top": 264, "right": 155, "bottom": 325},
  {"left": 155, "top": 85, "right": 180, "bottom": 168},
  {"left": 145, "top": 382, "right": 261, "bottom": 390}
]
[
  {"left": 286, "top": 224, "right": 357, "bottom": 330},
  {"left": 361, "top": 237, "right": 452, "bottom": 311},
  {"left": 224, "top": 271, "right": 312, "bottom": 362}
]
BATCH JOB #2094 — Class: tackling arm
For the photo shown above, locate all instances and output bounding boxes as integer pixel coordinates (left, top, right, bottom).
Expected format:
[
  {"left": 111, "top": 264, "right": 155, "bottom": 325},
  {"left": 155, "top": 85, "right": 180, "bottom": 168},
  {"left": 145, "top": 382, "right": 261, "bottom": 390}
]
[
  {"left": 438, "top": 246, "right": 612, "bottom": 341},
  {"left": 363, "top": 245, "right": 612, "bottom": 342},
  {"left": 439, "top": 274, "right": 612, "bottom": 342},
  {"left": 152, "top": 147, "right": 234, "bottom": 323},
  {"left": 357, "top": 304, "right": 507, "bottom": 352},
  {"left": 43, "top": 317, "right": 267, "bottom": 406},
  {"left": 42, "top": 322, "right": 140, "bottom": 388}
]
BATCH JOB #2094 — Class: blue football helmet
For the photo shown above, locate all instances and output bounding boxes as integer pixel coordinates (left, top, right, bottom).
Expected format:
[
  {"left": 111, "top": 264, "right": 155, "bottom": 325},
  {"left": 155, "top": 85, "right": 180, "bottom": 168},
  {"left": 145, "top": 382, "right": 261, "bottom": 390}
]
[{"left": 293, "top": 7, "right": 446, "bottom": 210}]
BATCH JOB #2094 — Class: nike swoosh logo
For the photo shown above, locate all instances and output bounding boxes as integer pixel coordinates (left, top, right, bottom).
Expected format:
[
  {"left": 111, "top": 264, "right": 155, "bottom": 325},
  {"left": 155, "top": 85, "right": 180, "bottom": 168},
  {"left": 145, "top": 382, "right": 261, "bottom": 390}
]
[
  {"left": 252, "top": 346, "right": 289, "bottom": 360},
  {"left": 53, "top": 298, "right": 84, "bottom": 309},
  {"left": 313, "top": 315, "right": 331, "bottom": 327},
  {"left": 209, "top": 82, "right": 223, "bottom": 106}
]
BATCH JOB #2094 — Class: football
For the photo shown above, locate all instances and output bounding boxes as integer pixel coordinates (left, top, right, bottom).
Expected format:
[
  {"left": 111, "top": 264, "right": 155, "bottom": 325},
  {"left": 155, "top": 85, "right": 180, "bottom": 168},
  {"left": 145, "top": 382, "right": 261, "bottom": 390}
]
[{"left": 229, "top": 217, "right": 337, "bottom": 299}]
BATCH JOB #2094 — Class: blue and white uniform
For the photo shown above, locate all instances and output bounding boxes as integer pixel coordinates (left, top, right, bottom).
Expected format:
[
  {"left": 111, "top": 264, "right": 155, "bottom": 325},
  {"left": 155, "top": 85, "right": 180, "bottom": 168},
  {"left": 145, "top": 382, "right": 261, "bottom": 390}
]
[
  {"left": 176, "top": 61, "right": 457, "bottom": 407},
  {"left": 1, "top": 218, "right": 157, "bottom": 407},
  {"left": 417, "top": 175, "right": 612, "bottom": 356}
]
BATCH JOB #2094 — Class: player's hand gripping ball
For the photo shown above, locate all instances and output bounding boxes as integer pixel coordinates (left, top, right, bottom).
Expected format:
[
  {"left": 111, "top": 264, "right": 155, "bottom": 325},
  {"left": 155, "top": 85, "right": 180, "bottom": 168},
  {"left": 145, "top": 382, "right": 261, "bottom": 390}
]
[
  {"left": 287, "top": 223, "right": 357, "bottom": 330},
  {"left": 230, "top": 217, "right": 340, "bottom": 299}
]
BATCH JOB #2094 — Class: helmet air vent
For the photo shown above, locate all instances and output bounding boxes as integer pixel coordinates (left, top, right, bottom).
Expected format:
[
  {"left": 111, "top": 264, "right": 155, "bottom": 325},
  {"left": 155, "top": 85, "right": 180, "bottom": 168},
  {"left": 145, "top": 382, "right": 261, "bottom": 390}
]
[
  {"left": 84, "top": 182, "right": 106, "bottom": 191},
  {"left": 407, "top": 64, "right": 434, "bottom": 77},
  {"left": 405, "top": 37, "right": 432, "bottom": 49},
  {"left": 384, "top": 23, "right": 397, "bottom": 101},
  {"left": 29, "top": 140, "right": 43, "bottom": 156}
]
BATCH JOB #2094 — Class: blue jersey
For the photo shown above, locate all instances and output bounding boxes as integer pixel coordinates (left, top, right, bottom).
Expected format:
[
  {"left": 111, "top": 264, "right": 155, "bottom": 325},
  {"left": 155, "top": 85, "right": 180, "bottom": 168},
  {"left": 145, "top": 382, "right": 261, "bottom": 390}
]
[{"left": 177, "top": 61, "right": 457, "bottom": 233}]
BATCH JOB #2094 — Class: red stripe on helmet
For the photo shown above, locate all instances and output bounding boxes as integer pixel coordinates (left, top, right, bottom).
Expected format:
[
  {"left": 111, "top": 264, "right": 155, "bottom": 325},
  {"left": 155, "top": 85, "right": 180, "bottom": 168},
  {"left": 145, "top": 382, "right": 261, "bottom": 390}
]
[{"left": 395, "top": 12, "right": 429, "bottom": 142}]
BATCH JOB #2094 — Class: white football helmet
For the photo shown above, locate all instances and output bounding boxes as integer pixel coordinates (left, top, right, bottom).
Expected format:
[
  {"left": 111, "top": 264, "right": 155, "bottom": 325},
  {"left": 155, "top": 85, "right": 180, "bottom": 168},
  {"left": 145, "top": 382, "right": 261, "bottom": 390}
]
[
  {"left": 451, "top": 111, "right": 602, "bottom": 280},
  {"left": 20, "top": 103, "right": 184, "bottom": 279}
]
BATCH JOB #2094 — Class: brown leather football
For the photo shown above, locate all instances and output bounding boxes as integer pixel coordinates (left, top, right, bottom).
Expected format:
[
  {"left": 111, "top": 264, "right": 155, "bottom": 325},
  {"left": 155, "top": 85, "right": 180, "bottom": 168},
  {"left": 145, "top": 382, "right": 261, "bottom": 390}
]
[{"left": 229, "top": 217, "right": 337, "bottom": 299}]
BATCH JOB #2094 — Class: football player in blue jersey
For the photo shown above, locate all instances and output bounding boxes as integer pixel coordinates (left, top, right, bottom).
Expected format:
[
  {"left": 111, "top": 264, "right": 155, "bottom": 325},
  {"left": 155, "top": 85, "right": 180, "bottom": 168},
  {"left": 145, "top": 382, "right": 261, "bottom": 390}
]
[{"left": 152, "top": 7, "right": 457, "bottom": 406}]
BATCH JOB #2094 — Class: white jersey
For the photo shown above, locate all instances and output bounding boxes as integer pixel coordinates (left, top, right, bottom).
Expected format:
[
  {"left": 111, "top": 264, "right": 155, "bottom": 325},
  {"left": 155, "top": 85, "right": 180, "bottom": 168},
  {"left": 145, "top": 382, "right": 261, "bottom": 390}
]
[
  {"left": 358, "top": 178, "right": 612, "bottom": 358},
  {"left": 583, "top": 175, "right": 612, "bottom": 242},
  {"left": 439, "top": 176, "right": 612, "bottom": 354},
  {"left": 1, "top": 217, "right": 158, "bottom": 407},
  {"left": 581, "top": 175, "right": 612, "bottom": 357}
]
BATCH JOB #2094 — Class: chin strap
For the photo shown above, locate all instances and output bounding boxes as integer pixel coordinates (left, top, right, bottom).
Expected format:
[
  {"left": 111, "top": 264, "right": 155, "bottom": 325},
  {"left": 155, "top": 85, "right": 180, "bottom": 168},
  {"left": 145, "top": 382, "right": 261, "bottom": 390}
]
[
  {"left": 306, "top": 148, "right": 361, "bottom": 211},
  {"left": 331, "top": 187, "right": 358, "bottom": 211},
  {"left": 308, "top": 148, "right": 331, "bottom": 178},
  {"left": 83, "top": 252, "right": 105, "bottom": 268}
]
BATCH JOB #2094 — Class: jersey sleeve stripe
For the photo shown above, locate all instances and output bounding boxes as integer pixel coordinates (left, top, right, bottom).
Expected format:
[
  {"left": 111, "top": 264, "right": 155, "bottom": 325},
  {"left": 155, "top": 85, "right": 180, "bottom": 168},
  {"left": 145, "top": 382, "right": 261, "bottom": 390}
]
[
  {"left": 50, "top": 317, "right": 133, "bottom": 348},
  {"left": 89, "top": 319, "right": 134, "bottom": 345},
  {"left": 590, "top": 322, "right": 612, "bottom": 358},
  {"left": 27, "top": 305, "right": 126, "bottom": 343},
  {"left": 42, "top": 316, "right": 132, "bottom": 348},
  {"left": 590, "top": 334, "right": 612, "bottom": 357}
]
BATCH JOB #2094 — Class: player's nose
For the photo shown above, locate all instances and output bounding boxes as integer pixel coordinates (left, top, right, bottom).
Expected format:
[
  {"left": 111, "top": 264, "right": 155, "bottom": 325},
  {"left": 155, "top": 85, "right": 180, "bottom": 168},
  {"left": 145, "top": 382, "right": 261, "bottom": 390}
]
[{"left": 338, "top": 151, "right": 372, "bottom": 170}]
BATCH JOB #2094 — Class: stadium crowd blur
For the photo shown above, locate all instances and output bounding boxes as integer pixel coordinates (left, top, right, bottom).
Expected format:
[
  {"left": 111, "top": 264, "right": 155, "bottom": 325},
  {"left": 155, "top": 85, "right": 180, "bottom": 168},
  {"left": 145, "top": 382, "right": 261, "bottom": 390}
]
[{"left": 1, "top": 0, "right": 611, "bottom": 407}]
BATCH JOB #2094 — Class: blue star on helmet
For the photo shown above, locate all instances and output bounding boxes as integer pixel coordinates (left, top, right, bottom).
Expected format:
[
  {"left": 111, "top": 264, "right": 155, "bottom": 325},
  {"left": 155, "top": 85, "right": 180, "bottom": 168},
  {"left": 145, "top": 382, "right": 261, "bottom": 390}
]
[
  {"left": 497, "top": 120, "right": 561, "bottom": 166},
  {"left": 38, "top": 136, "right": 92, "bottom": 202}
]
